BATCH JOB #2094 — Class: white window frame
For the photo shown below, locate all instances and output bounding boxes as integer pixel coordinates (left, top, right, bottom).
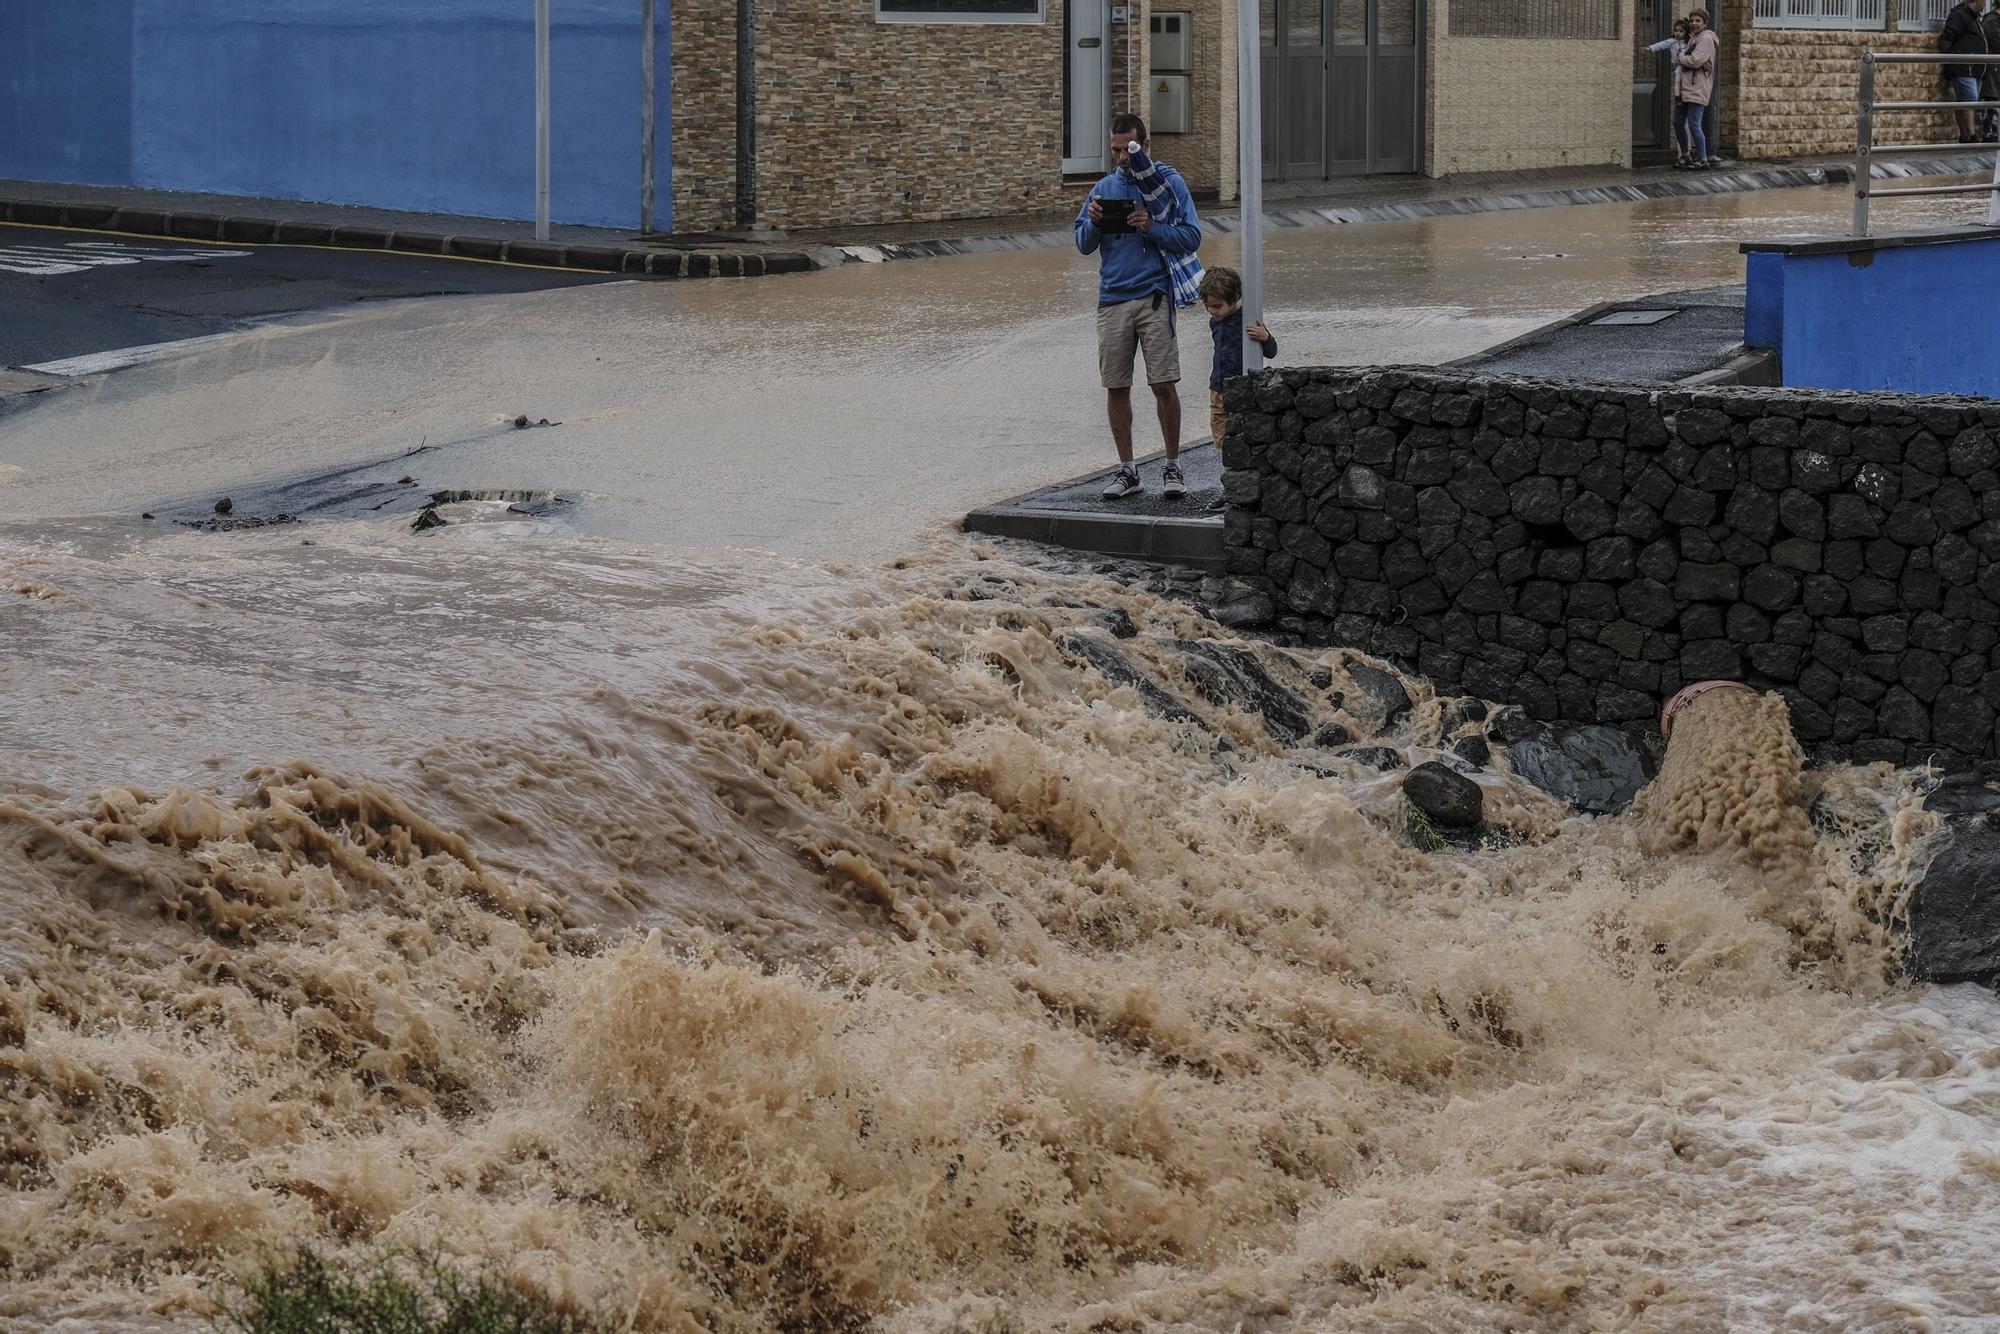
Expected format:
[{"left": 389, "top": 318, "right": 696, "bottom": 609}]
[
  {"left": 1751, "top": 0, "right": 1886, "bottom": 28},
  {"left": 875, "top": 0, "right": 1045, "bottom": 22},
  {"left": 1895, "top": 0, "right": 1949, "bottom": 30}
]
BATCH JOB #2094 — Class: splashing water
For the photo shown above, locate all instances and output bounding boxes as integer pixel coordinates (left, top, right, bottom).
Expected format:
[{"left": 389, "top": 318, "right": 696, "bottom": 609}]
[{"left": 0, "top": 517, "right": 1993, "bottom": 1333}]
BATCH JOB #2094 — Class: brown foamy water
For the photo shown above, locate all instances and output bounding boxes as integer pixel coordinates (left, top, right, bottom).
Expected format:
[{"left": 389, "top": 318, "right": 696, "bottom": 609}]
[{"left": 2, "top": 515, "right": 1996, "bottom": 1333}]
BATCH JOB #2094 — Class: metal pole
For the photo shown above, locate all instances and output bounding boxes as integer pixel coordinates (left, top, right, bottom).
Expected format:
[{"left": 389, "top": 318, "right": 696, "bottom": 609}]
[
  {"left": 1852, "top": 52, "right": 1873, "bottom": 239},
  {"left": 735, "top": 0, "right": 757, "bottom": 230},
  {"left": 641, "top": 0, "right": 656, "bottom": 234},
  {"left": 1237, "top": 0, "right": 1265, "bottom": 373},
  {"left": 536, "top": 0, "right": 551, "bottom": 241},
  {"left": 1989, "top": 125, "right": 2000, "bottom": 226}
]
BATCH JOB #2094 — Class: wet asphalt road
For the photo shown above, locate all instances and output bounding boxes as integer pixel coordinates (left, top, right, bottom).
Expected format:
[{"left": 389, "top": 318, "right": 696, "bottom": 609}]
[{"left": 0, "top": 223, "right": 608, "bottom": 370}]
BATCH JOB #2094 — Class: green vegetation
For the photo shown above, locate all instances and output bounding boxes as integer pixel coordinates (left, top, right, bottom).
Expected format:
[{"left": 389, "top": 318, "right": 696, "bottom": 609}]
[
  {"left": 215, "top": 1248, "right": 601, "bottom": 1334},
  {"left": 1406, "top": 805, "right": 1452, "bottom": 854}
]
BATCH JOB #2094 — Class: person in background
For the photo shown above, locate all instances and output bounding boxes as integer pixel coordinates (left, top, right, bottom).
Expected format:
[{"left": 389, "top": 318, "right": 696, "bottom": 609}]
[
  {"left": 1646, "top": 20, "right": 1693, "bottom": 167},
  {"left": 1983, "top": 0, "right": 2000, "bottom": 140},
  {"left": 1075, "top": 114, "right": 1204, "bottom": 500},
  {"left": 1941, "top": 0, "right": 1993, "bottom": 143},
  {"left": 1676, "top": 11, "right": 1721, "bottom": 169},
  {"left": 1198, "top": 267, "right": 1277, "bottom": 452}
]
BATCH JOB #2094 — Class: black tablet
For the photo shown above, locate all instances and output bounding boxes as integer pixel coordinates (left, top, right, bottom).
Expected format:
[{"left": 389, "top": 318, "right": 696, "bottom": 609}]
[{"left": 1097, "top": 197, "right": 1136, "bottom": 234}]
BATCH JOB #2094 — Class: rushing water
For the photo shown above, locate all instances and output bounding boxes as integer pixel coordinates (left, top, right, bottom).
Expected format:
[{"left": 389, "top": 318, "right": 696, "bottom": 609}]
[{"left": 4, "top": 510, "right": 1997, "bottom": 1333}]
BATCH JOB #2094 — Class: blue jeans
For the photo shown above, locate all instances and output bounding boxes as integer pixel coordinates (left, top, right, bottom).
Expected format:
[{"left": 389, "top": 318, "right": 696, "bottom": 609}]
[
  {"left": 1676, "top": 102, "right": 1709, "bottom": 161},
  {"left": 1954, "top": 75, "right": 1982, "bottom": 102}
]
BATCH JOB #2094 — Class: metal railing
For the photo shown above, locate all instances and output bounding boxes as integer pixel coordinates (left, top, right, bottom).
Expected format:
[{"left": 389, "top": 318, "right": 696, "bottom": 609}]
[{"left": 1853, "top": 51, "right": 2000, "bottom": 236}]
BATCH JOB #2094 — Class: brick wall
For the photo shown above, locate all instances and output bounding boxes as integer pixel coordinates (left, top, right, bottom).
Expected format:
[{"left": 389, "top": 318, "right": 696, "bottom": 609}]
[
  {"left": 1425, "top": 0, "right": 1638, "bottom": 174},
  {"left": 1733, "top": 27, "right": 1956, "bottom": 160},
  {"left": 673, "top": 1, "right": 1160, "bottom": 232},
  {"left": 1150, "top": 0, "right": 1238, "bottom": 201},
  {"left": 1220, "top": 367, "right": 2000, "bottom": 764}
]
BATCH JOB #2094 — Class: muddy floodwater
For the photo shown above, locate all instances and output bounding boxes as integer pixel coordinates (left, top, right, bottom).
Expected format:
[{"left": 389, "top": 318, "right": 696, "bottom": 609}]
[
  {"left": 0, "top": 182, "right": 1978, "bottom": 555},
  {"left": 4, "top": 186, "right": 2000, "bottom": 1331}
]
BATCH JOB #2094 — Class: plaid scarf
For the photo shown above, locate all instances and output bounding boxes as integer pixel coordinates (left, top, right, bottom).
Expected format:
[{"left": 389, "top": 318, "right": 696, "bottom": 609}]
[{"left": 1125, "top": 148, "right": 1206, "bottom": 308}]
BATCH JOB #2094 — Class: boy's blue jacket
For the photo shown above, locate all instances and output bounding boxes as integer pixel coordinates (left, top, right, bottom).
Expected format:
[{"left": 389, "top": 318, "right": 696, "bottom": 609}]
[
  {"left": 1209, "top": 309, "right": 1279, "bottom": 390},
  {"left": 1074, "top": 165, "right": 1202, "bottom": 306}
]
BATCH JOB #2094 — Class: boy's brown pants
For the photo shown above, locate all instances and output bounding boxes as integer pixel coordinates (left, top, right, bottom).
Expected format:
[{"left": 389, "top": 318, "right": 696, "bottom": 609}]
[{"left": 1210, "top": 391, "right": 1228, "bottom": 447}]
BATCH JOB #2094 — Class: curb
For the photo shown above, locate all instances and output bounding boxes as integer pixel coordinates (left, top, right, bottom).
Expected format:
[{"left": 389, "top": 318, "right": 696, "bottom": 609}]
[
  {"left": 0, "top": 198, "right": 822, "bottom": 281},
  {"left": 824, "top": 152, "right": 1991, "bottom": 266}
]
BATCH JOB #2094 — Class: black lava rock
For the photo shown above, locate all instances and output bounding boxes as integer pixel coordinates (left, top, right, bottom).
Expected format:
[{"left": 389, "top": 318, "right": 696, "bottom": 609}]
[
  {"left": 1404, "top": 761, "right": 1485, "bottom": 829},
  {"left": 1907, "top": 809, "right": 2000, "bottom": 982},
  {"left": 1504, "top": 723, "right": 1659, "bottom": 815}
]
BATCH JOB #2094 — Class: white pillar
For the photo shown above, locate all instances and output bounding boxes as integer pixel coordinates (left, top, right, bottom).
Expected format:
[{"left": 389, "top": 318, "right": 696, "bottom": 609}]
[
  {"left": 536, "top": 0, "right": 551, "bottom": 241},
  {"left": 1236, "top": 0, "right": 1266, "bottom": 372}
]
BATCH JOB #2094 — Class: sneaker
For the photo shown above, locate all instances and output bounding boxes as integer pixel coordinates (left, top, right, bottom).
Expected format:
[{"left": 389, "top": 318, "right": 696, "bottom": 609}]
[
  {"left": 1101, "top": 466, "right": 1142, "bottom": 500},
  {"left": 1161, "top": 462, "right": 1186, "bottom": 498}
]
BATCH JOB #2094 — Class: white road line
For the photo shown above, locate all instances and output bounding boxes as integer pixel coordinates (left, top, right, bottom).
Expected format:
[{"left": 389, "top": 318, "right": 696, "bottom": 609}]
[
  {"left": 22, "top": 332, "right": 249, "bottom": 377},
  {"left": 0, "top": 241, "right": 253, "bottom": 276}
]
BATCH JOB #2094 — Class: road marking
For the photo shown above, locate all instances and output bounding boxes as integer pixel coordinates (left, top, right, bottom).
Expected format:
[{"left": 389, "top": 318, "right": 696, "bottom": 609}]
[
  {"left": 0, "top": 240, "right": 253, "bottom": 276},
  {"left": 22, "top": 331, "right": 249, "bottom": 377}
]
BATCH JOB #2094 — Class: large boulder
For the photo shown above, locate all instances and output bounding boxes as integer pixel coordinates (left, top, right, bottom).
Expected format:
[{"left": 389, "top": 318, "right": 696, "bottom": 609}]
[
  {"left": 1907, "top": 776, "right": 2000, "bottom": 983},
  {"left": 1404, "top": 761, "right": 1484, "bottom": 829},
  {"left": 1502, "top": 723, "right": 1659, "bottom": 815}
]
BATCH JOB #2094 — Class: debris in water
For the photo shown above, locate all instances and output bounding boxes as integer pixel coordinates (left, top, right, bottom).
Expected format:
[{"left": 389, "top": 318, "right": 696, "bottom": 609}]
[
  {"left": 411, "top": 507, "right": 446, "bottom": 532},
  {"left": 213, "top": 497, "right": 233, "bottom": 515}
]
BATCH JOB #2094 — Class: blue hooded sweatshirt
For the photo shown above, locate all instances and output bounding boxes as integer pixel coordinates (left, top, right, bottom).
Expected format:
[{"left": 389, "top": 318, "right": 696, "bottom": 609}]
[{"left": 1074, "top": 163, "right": 1202, "bottom": 306}]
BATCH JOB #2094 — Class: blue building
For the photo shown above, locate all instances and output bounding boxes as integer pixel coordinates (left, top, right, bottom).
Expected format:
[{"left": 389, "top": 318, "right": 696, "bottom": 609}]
[{"left": 1, "top": 0, "right": 669, "bottom": 231}]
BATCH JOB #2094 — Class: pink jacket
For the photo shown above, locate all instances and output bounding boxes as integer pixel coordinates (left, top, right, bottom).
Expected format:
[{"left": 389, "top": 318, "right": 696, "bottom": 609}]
[{"left": 1677, "top": 29, "right": 1719, "bottom": 107}]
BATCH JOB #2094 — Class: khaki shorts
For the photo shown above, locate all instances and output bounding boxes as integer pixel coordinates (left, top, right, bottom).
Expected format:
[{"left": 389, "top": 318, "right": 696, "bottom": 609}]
[
  {"left": 1097, "top": 295, "right": 1180, "bottom": 390},
  {"left": 1210, "top": 390, "right": 1228, "bottom": 446}
]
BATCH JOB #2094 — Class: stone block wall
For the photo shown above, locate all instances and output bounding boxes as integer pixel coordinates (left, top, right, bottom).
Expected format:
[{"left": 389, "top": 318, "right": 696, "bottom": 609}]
[
  {"left": 1219, "top": 367, "right": 2000, "bottom": 763},
  {"left": 1733, "top": 27, "right": 1955, "bottom": 160},
  {"left": 673, "top": 0, "right": 1135, "bottom": 233},
  {"left": 1425, "top": 0, "right": 1638, "bottom": 175}
]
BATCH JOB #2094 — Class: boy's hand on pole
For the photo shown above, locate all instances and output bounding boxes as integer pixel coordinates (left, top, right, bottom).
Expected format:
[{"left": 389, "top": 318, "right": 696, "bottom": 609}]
[{"left": 1247, "top": 321, "right": 1270, "bottom": 341}]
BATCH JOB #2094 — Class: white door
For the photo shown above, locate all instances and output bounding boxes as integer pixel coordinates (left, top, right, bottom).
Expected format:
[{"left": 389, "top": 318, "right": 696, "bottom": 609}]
[{"left": 1065, "top": 2, "right": 1110, "bottom": 174}]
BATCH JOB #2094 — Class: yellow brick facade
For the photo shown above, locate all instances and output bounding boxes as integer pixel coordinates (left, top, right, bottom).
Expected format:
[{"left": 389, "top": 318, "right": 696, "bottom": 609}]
[
  {"left": 671, "top": 0, "right": 1106, "bottom": 233},
  {"left": 1728, "top": 24, "right": 1959, "bottom": 159},
  {"left": 1426, "top": 0, "right": 1638, "bottom": 174},
  {"left": 1149, "top": 0, "right": 1240, "bottom": 205}
]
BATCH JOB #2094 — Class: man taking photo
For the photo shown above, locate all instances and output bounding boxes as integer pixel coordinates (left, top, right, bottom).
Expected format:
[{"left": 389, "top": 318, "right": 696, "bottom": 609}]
[{"left": 1075, "top": 115, "right": 1203, "bottom": 500}]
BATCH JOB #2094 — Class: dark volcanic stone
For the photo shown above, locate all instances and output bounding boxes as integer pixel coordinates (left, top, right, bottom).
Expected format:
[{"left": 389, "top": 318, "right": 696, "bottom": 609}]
[
  {"left": 1508, "top": 476, "right": 1562, "bottom": 525},
  {"left": 1504, "top": 723, "right": 1660, "bottom": 815},
  {"left": 1341, "top": 745, "right": 1407, "bottom": 772},
  {"left": 1167, "top": 639, "right": 1315, "bottom": 743},
  {"left": 1345, "top": 660, "right": 1415, "bottom": 725},
  {"left": 1404, "top": 761, "right": 1485, "bottom": 829},
  {"left": 1452, "top": 734, "right": 1492, "bottom": 768},
  {"left": 1676, "top": 562, "right": 1742, "bottom": 602},
  {"left": 1906, "top": 810, "right": 2000, "bottom": 982}
]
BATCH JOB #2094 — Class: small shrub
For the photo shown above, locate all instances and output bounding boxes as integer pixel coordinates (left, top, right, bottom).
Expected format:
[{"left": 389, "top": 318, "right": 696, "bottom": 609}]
[{"left": 215, "top": 1247, "right": 601, "bottom": 1334}]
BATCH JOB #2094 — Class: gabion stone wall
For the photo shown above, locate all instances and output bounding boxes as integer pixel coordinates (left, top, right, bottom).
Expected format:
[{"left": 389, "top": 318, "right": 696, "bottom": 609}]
[{"left": 1218, "top": 367, "right": 2000, "bottom": 764}]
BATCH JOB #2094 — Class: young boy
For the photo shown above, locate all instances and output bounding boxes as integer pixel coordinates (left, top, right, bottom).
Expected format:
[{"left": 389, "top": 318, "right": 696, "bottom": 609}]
[{"left": 1199, "top": 267, "right": 1277, "bottom": 449}]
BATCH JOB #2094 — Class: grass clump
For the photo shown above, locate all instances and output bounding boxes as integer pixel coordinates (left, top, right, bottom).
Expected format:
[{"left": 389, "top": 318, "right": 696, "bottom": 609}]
[
  {"left": 215, "top": 1248, "right": 602, "bottom": 1334},
  {"left": 1406, "top": 804, "right": 1452, "bottom": 854}
]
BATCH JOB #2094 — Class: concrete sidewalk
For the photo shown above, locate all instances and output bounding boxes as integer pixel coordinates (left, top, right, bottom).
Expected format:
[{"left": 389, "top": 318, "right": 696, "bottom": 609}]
[
  {"left": 965, "top": 444, "right": 1226, "bottom": 570},
  {"left": 7, "top": 150, "right": 1986, "bottom": 283}
]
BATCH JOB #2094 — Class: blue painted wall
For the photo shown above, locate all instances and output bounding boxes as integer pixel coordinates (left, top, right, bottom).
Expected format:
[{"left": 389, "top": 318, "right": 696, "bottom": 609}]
[
  {"left": 0, "top": 0, "right": 668, "bottom": 231},
  {"left": 1765, "top": 236, "right": 2000, "bottom": 397}
]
